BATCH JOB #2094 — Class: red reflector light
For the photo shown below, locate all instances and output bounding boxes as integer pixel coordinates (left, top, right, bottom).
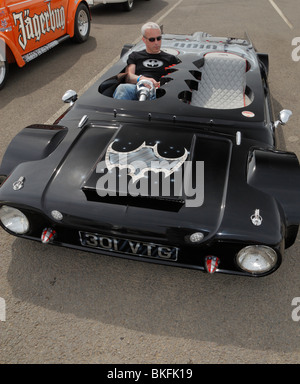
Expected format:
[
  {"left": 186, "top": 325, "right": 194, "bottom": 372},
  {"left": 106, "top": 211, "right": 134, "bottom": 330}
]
[
  {"left": 41, "top": 228, "right": 56, "bottom": 244},
  {"left": 205, "top": 256, "right": 220, "bottom": 274}
]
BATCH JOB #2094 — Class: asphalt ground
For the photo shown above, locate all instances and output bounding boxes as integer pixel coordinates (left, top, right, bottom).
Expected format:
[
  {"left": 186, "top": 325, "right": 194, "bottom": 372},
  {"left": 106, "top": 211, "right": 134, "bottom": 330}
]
[{"left": 0, "top": 0, "right": 299, "bottom": 364}]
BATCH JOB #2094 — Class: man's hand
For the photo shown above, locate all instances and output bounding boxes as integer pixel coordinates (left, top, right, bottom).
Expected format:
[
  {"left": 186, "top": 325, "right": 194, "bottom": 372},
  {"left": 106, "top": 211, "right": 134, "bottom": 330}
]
[
  {"left": 139, "top": 76, "right": 160, "bottom": 88},
  {"left": 126, "top": 65, "right": 160, "bottom": 88}
]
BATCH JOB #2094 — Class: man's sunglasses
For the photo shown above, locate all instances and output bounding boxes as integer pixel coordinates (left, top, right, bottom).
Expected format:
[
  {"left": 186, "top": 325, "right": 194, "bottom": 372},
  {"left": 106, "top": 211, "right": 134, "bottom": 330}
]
[{"left": 144, "top": 36, "right": 162, "bottom": 42}]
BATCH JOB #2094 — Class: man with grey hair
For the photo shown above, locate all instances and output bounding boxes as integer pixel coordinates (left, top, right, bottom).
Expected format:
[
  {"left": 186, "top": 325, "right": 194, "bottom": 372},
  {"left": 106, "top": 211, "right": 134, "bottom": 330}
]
[{"left": 113, "top": 22, "right": 178, "bottom": 100}]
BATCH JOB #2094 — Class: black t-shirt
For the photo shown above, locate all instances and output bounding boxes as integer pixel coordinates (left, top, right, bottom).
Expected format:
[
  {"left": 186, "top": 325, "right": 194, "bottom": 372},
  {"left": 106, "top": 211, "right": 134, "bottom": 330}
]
[{"left": 127, "top": 50, "right": 178, "bottom": 81}]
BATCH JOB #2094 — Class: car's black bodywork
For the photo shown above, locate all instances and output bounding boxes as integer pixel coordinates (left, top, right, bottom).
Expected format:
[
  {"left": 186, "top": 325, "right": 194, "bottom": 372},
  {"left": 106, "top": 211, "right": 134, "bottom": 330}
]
[{"left": 0, "top": 31, "right": 299, "bottom": 276}]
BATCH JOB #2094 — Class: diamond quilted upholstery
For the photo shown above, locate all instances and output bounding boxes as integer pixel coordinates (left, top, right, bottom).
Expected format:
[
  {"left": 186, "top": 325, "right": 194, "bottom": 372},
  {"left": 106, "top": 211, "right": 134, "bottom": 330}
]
[{"left": 191, "top": 52, "right": 248, "bottom": 109}]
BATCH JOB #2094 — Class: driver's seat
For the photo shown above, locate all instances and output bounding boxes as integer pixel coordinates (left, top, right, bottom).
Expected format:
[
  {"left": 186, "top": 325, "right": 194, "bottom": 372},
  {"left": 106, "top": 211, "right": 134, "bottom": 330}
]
[{"left": 99, "top": 73, "right": 127, "bottom": 97}]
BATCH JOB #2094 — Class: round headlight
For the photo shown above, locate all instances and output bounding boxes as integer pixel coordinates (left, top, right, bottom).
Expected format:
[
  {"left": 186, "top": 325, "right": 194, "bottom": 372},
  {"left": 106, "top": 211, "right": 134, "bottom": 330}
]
[
  {"left": 236, "top": 245, "right": 278, "bottom": 274},
  {"left": 0, "top": 205, "right": 29, "bottom": 234}
]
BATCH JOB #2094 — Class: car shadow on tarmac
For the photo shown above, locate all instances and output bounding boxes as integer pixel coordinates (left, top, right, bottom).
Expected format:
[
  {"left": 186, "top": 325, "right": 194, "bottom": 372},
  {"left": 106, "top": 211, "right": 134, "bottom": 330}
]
[{"left": 8, "top": 231, "right": 300, "bottom": 354}]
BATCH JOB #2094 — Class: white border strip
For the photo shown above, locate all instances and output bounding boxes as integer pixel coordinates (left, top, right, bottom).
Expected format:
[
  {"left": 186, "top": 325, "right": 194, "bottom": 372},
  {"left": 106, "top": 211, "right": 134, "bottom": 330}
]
[
  {"left": 269, "top": 0, "right": 293, "bottom": 30},
  {"left": 0, "top": 297, "right": 5, "bottom": 322},
  {"left": 45, "top": 0, "right": 183, "bottom": 124},
  {"left": 156, "top": 0, "right": 184, "bottom": 29}
]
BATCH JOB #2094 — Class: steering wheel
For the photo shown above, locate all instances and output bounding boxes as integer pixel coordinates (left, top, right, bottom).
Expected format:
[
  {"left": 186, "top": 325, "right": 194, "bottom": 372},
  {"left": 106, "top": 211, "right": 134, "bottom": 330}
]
[{"left": 136, "top": 79, "right": 156, "bottom": 101}]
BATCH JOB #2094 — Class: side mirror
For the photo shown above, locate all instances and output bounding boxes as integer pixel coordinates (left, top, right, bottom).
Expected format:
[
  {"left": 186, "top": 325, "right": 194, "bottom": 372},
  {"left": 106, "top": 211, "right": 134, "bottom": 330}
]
[
  {"left": 274, "top": 109, "right": 292, "bottom": 128},
  {"left": 62, "top": 90, "right": 78, "bottom": 105}
]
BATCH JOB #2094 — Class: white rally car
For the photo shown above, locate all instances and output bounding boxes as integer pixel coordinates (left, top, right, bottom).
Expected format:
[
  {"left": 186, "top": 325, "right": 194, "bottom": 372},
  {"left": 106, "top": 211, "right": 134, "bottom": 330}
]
[{"left": 87, "top": 0, "right": 150, "bottom": 12}]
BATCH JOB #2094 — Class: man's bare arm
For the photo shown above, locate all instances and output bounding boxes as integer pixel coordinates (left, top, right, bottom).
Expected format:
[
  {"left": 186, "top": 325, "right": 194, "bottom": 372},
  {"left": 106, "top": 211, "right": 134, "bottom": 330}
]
[{"left": 126, "top": 64, "right": 160, "bottom": 87}]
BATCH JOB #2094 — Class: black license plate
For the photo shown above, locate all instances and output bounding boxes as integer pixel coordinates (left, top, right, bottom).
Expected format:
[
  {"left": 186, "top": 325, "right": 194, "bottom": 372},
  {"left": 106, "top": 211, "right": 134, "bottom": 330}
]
[{"left": 79, "top": 231, "right": 178, "bottom": 261}]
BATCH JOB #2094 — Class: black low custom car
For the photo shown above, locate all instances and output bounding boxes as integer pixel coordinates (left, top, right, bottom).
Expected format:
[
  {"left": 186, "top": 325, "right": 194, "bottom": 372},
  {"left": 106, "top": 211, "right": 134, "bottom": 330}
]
[{"left": 1, "top": 31, "right": 299, "bottom": 276}]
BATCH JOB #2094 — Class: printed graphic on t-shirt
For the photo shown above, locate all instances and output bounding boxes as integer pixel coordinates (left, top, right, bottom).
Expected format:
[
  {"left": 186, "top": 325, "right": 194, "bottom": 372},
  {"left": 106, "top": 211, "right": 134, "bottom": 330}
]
[
  {"left": 143, "top": 59, "right": 164, "bottom": 68},
  {"left": 127, "top": 49, "right": 178, "bottom": 81}
]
